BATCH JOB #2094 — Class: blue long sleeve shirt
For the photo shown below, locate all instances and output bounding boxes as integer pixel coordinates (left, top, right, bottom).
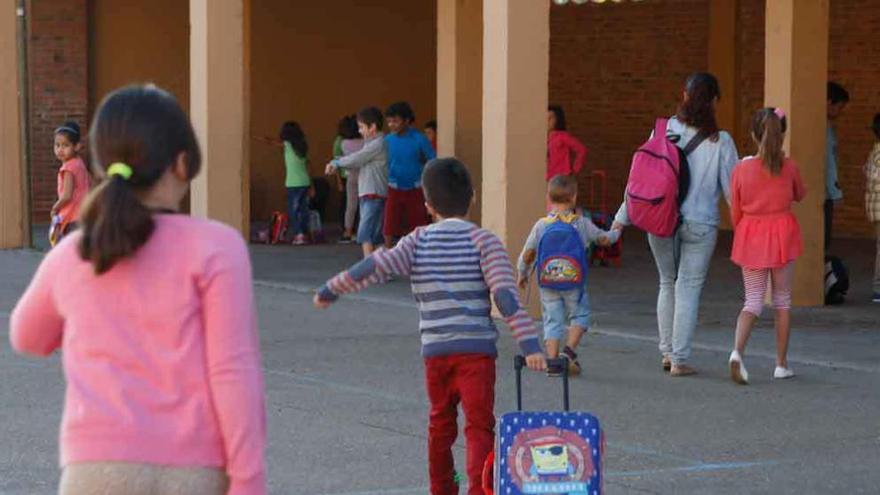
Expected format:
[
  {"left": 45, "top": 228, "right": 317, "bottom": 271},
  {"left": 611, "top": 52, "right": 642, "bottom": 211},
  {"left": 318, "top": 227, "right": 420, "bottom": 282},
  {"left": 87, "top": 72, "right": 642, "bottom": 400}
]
[
  {"left": 385, "top": 129, "right": 436, "bottom": 190},
  {"left": 826, "top": 123, "right": 844, "bottom": 201}
]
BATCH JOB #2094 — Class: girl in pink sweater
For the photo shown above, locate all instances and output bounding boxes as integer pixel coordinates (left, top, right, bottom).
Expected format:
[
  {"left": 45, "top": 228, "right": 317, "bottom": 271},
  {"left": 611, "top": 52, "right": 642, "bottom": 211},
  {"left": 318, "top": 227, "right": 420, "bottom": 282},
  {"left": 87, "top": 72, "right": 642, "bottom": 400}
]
[
  {"left": 728, "top": 108, "right": 806, "bottom": 385},
  {"left": 11, "top": 85, "right": 266, "bottom": 495}
]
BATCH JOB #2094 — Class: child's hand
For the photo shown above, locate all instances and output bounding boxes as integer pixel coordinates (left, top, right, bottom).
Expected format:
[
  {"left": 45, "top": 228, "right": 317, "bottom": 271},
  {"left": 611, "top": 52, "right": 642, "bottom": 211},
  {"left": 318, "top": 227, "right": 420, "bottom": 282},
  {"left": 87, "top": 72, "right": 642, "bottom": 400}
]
[
  {"left": 611, "top": 222, "right": 625, "bottom": 232},
  {"left": 525, "top": 353, "right": 547, "bottom": 372},
  {"left": 597, "top": 236, "right": 611, "bottom": 247},
  {"left": 313, "top": 293, "right": 332, "bottom": 309},
  {"left": 517, "top": 275, "right": 528, "bottom": 290},
  {"left": 325, "top": 163, "right": 337, "bottom": 176}
]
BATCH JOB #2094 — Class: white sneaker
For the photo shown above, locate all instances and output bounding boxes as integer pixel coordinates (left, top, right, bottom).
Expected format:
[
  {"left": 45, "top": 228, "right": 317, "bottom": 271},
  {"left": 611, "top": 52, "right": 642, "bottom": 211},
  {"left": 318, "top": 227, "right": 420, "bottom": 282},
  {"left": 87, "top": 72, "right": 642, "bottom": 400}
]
[
  {"left": 773, "top": 366, "right": 795, "bottom": 379},
  {"left": 729, "top": 350, "right": 749, "bottom": 385}
]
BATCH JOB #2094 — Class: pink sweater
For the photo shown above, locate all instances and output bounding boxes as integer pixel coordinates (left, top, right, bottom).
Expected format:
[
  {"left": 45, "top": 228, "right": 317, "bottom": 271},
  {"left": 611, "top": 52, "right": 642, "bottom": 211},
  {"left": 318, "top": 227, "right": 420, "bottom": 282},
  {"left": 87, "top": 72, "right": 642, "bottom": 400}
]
[{"left": 10, "top": 215, "right": 266, "bottom": 494}]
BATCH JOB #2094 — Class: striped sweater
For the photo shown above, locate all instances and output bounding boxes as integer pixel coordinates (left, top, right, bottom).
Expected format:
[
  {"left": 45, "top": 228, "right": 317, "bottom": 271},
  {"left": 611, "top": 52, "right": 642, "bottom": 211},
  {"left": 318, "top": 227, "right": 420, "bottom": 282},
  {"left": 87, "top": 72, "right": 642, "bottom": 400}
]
[{"left": 318, "top": 218, "right": 542, "bottom": 358}]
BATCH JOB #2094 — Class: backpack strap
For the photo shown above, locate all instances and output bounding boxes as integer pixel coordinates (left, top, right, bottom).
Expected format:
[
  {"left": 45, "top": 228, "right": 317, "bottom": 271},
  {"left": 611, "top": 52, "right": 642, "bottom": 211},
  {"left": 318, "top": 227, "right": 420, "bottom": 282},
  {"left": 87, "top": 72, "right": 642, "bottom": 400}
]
[
  {"left": 654, "top": 118, "right": 669, "bottom": 139},
  {"left": 682, "top": 131, "right": 709, "bottom": 156}
]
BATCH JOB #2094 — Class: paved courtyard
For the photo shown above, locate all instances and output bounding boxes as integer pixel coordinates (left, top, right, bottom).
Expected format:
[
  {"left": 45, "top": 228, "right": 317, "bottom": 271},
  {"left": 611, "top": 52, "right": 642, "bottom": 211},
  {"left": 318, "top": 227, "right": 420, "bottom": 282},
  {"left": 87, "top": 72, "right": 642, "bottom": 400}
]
[{"left": 1, "top": 231, "right": 878, "bottom": 494}]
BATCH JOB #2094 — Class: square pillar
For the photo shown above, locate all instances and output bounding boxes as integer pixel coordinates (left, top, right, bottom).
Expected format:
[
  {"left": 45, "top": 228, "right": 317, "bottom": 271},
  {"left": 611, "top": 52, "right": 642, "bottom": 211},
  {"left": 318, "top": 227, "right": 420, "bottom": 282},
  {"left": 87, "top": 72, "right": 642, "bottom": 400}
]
[
  {"left": 765, "top": 0, "right": 828, "bottom": 306},
  {"left": 1, "top": 3, "right": 27, "bottom": 248},
  {"left": 437, "top": 0, "right": 483, "bottom": 223},
  {"left": 190, "top": 0, "right": 249, "bottom": 235},
  {"left": 482, "top": 0, "right": 549, "bottom": 313}
]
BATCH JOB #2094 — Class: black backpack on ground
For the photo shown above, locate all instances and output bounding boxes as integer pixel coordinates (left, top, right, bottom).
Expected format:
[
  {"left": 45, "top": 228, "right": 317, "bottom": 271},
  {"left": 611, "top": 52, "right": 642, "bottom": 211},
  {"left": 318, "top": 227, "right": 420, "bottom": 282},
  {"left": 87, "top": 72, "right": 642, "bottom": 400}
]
[{"left": 824, "top": 255, "right": 849, "bottom": 305}]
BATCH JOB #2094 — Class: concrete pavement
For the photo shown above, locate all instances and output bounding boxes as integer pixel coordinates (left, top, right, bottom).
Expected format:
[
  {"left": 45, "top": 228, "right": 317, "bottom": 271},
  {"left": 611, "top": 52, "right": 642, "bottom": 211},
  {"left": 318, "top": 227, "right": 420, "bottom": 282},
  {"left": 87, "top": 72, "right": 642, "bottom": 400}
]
[{"left": 1, "top": 231, "right": 878, "bottom": 494}]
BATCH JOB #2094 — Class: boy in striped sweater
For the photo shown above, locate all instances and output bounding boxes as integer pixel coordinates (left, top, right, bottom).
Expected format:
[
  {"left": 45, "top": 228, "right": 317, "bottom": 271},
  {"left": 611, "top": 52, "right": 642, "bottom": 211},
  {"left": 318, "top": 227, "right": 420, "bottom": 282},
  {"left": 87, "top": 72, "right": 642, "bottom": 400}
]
[{"left": 314, "top": 158, "right": 546, "bottom": 495}]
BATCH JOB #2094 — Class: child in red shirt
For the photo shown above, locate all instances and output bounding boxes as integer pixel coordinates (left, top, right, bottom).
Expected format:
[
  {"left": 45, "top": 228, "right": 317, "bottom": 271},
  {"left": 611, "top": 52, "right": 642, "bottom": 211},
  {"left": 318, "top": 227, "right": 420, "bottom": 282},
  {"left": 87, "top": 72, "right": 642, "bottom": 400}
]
[{"left": 728, "top": 108, "right": 806, "bottom": 385}]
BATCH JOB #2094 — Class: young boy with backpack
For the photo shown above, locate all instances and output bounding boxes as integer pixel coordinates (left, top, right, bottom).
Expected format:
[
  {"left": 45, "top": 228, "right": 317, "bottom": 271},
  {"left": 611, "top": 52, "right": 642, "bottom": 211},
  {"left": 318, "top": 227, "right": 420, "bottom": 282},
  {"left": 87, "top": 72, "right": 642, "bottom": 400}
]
[
  {"left": 314, "top": 158, "right": 546, "bottom": 495},
  {"left": 517, "top": 175, "right": 619, "bottom": 377}
]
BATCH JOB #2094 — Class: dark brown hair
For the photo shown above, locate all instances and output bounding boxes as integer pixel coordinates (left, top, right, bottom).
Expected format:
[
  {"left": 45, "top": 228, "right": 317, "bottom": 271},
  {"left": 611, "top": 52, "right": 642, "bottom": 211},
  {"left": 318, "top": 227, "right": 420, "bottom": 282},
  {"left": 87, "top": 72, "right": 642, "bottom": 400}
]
[
  {"left": 677, "top": 72, "right": 721, "bottom": 139},
  {"left": 751, "top": 107, "right": 787, "bottom": 176},
  {"left": 547, "top": 174, "right": 578, "bottom": 204},
  {"left": 79, "top": 85, "right": 201, "bottom": 274},
  {"left": 356, "top": 106, "right": 384, "bottom": 131},
  {"left": 422, "top": 158, "right": 473, "bottom": 217}
]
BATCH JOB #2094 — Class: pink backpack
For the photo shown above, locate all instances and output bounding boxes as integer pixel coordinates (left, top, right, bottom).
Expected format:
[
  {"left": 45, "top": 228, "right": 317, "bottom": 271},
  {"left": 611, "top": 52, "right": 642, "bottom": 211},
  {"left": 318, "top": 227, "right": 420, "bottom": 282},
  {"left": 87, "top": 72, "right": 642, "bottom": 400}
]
[{"left": 624, "top": 118, "right": 705, "bottom": 237}]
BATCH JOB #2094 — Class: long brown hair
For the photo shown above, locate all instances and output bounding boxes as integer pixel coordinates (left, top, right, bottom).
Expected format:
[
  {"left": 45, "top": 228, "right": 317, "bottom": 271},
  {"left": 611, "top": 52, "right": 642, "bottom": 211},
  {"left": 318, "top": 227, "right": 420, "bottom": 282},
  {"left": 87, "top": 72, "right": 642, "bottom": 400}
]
[
  {"left": 751, "top": 107, "right": 787, "bottom": 176},
  {"left": 79, "top": 85, "right": 201, "bottom": 274},
  {"left": 676, "top": 72, "right": 721, "bottom": 139}
]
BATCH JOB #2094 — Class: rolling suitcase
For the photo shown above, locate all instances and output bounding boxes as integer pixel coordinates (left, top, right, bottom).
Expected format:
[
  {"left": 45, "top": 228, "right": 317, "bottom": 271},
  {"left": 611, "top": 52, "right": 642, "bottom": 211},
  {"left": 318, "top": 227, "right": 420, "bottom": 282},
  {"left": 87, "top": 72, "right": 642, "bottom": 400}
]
[{"left": 484, "top": 356, "right": 605, "bottom": 495}]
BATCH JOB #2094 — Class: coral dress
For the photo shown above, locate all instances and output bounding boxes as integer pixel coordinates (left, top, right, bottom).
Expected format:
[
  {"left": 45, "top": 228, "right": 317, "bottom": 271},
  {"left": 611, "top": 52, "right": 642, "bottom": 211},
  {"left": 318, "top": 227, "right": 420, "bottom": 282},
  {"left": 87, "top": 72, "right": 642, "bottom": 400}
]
[{"left": 730, "top": 157, "right": 806, "bottom": 269}]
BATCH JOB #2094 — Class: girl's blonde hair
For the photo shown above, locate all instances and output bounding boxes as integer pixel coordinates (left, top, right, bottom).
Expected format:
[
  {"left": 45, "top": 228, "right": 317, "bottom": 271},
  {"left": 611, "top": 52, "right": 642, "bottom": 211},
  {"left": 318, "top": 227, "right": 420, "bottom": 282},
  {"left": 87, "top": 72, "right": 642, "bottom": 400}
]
[{"left": 751, "top": 107, "right": 787, "bottom": 175}]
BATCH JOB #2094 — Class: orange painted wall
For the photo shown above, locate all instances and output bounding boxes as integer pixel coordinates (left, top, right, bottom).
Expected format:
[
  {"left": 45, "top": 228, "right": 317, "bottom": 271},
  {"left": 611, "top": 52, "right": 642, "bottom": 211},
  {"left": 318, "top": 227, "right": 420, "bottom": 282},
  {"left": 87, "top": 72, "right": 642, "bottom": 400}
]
[
  {"left": 249, "top": 0, "right": 438, "bottom": 221},
  {"left": 88, "top": 0, "right": 190, "bottom": 115},
  {"left": 89, "top": 0, "right": 437, "bottom": 223}
]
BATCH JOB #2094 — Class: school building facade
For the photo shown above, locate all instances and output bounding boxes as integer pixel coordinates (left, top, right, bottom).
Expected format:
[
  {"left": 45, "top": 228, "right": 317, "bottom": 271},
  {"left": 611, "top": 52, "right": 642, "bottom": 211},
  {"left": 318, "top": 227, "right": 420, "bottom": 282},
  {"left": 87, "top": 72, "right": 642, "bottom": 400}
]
[{"left": 2, "top": 0, "right": 878, "bottom": 306}]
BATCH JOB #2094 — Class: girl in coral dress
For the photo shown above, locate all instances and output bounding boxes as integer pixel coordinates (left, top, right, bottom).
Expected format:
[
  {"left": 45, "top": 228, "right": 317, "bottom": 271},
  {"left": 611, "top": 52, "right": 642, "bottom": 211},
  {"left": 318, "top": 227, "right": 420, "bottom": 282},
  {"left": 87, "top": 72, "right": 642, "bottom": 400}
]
[{"left": 728, "top": 107, "right": 806, "bottom": 385}]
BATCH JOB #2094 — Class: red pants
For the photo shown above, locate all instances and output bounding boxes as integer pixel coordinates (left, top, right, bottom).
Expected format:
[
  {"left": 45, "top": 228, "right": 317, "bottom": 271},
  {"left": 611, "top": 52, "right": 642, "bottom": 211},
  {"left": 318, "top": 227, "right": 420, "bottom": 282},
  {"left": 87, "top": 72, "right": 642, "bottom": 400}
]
[
  {"left": 424, "top": 354, "right": 496, "bottom": 495},
  {"left": 384, "top": 187, "right": 429, "bottom": 238}
]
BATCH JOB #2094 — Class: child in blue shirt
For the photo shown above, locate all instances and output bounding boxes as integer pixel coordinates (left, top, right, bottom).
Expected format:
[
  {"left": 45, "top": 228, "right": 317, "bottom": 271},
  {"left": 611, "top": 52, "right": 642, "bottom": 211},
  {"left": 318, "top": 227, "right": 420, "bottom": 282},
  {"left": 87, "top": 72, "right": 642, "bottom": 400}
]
[{"left": 383, "top": 101, "right": 436, "bottom": 247}]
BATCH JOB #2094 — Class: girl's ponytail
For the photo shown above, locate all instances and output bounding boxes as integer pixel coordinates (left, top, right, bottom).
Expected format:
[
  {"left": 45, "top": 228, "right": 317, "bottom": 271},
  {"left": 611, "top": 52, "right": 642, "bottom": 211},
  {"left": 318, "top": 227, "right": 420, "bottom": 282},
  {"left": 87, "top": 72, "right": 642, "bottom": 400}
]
[
  {"left": 78, "top": 85, "right": 201, "bottom": 274},
  {"left": 78, "top": 173, "right": 154, "bottom": 274},
  {"left": 752, "top": 107, "right": 787, "bottom": 176}
]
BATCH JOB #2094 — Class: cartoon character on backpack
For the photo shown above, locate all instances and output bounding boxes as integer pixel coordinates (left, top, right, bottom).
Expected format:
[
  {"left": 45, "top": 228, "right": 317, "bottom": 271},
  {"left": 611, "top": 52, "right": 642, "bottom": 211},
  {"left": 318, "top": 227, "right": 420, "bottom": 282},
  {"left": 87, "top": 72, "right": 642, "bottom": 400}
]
[{"left": 537, "top": 215, "right": 587, "bottom": 293}]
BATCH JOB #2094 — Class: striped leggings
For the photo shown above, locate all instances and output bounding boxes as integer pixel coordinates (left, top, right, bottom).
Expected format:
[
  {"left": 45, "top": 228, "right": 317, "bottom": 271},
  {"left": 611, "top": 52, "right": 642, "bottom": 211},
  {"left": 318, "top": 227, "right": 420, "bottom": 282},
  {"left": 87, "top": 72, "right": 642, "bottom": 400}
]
[{"left": 742, "top": 263, "right": 794, "bottom": 317}]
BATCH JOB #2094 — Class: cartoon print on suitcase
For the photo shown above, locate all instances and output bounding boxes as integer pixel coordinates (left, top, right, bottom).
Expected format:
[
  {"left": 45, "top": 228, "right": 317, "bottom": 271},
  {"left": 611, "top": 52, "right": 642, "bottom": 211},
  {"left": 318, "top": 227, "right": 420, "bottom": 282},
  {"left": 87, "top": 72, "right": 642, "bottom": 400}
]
[{"left": 496, "top": 411, "right": 604, "bottom": 495}]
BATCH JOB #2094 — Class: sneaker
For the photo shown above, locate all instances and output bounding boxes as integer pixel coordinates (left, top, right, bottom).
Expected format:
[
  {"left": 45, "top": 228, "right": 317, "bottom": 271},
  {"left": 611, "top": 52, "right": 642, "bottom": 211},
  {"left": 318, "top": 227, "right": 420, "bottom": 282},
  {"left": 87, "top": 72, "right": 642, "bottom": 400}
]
[
  {"left": 337, "top": 236, "right": 355, "bottom": 245},
  {"left": 728, "top": 350, "right": 749, "bottom": 385},
  {"left": 669, "top": 364, "right": 697, "bottom": 377},
  {"left": 292, "top": 234, "right": 309, "bottom": 246},
  {"left": 562, "top": 346, "right": 582, "bottom": 375},
  {"left": 662, "top": 355, "right": 672, "bottom": 372},
  {"left": 773, "top": 366, "right": 795, "bottom": 379},
  {"left": 873, "top": 293, "right": 880, "bottom": 303}
]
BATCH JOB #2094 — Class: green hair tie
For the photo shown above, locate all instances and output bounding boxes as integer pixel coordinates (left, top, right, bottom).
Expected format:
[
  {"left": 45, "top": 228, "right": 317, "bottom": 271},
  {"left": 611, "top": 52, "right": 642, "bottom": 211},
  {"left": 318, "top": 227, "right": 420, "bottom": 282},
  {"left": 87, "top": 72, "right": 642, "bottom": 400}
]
[{"left": 107, "top": 162, "right": 133, "bottom": 180}]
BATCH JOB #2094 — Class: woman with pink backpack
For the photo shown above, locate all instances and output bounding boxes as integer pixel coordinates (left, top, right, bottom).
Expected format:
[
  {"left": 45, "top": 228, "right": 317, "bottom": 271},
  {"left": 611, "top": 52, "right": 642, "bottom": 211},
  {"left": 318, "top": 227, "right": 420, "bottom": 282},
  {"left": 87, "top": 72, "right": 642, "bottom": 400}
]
[{"left": 613, "top": 72, "right": 739, "bottom": 377}]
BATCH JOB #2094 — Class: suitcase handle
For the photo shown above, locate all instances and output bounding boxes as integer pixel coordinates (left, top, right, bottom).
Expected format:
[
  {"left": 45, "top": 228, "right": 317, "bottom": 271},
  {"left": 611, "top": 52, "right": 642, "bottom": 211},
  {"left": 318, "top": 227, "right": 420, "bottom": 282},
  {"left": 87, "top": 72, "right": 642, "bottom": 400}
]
[{"left": 514, "top": 355, "right": 570, "bottom": 412}]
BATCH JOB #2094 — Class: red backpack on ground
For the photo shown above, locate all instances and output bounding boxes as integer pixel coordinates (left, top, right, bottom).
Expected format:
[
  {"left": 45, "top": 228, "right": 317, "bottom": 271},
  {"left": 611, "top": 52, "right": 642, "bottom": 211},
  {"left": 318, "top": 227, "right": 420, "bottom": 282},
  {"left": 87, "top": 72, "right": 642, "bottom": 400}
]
[
  {"left": 269, "top": 211, "right": 288, "bottom": 244},
  {"left": 624, "top": 118, "right": 704, "bottom": 237}
]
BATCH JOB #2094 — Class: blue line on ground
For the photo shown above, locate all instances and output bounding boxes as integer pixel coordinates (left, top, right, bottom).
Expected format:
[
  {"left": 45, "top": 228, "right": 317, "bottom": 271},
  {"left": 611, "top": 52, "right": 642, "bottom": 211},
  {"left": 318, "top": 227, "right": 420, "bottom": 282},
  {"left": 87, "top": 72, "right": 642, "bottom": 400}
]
[{"left": 606, "top": 459, "right": 782, "bottom": 478}]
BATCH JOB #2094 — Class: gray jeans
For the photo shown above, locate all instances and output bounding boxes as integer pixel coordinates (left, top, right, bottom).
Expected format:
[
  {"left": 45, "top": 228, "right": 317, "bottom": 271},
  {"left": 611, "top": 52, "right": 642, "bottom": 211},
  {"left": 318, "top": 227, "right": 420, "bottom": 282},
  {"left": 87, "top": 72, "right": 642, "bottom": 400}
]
[
  {"left": 344, "top": 169, "right": 360, "bottom": 231},
  {"left": 648, "top": 222, "right": 718, "bottom": 365}
]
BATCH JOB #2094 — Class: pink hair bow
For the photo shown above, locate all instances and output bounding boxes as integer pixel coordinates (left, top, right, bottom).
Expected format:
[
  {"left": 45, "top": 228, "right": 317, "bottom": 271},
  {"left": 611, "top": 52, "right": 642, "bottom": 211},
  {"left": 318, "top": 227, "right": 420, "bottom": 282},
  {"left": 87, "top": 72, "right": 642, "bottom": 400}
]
[{"left": 774, "top": 108, "right": 786, "bottom": 120}]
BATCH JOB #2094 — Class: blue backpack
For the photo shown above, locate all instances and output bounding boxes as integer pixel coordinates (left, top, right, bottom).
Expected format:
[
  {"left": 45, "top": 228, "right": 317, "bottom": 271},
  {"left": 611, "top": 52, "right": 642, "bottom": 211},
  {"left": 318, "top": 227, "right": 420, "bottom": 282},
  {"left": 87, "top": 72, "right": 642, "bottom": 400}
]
[{"left": 537, "top": 216, "right": 587, "bottom": 292}]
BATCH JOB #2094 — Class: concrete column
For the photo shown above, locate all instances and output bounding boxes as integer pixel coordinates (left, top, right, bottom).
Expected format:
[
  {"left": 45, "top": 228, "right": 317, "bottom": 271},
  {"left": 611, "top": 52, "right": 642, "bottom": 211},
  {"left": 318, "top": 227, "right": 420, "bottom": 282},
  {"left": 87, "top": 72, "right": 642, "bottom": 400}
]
[
  {"left": 190, "top": 0, "right": 249, "bottom": 234},
  {"left": 0, "top": 3, "right": 27, "bottom": 248},
  {"left": 437, "top": 0, "right": 483, "bottom": 223},
  {"left": 765, "top": 0, "right": 828, "bottom": 306},
  {"left": 482, "top": 0, "right": 549, "bottom": 313}
]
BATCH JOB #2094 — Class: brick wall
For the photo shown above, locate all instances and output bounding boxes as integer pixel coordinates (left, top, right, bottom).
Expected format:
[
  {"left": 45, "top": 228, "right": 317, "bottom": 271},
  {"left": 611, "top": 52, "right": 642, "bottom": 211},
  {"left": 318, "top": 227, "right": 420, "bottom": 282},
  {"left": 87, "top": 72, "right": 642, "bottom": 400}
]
[
  {"left": 26, "top": 0, "right": 89, "bottom": 222},
  {"left": 549, "top": 0, "right": 710, "bottom": 216},
  {"left": 551, "top": 0, "right": 880, "bottom": 239},
  {"left": 828, "top": 0, "right": 880, "bottom": 239}
]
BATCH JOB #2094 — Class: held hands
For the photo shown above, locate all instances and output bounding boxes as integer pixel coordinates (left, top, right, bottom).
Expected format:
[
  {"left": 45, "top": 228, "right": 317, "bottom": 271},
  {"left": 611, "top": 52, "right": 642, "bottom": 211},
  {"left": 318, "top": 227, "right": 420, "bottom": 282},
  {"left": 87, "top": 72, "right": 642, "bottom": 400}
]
[
  {"left": 325, "top": 162, "right": 337, "bottom": 176},
  {"left": 525, "top": 353, "right": 547, "bottom": 372},
  {"left": 596, "top": 236, "right": 611, "bottom": 247},
  {"left": 312, "top": 293, "right": 332, "bottom": 310}
]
